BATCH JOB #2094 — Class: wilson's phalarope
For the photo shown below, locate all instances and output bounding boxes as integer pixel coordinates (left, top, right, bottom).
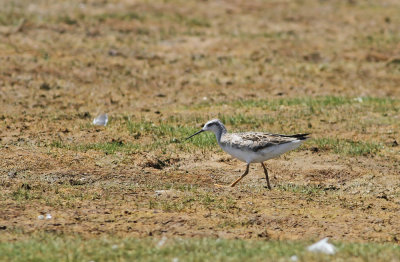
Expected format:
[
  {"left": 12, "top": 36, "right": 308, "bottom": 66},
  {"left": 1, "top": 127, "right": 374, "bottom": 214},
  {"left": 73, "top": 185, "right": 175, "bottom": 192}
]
[{"left": 186, "top": 119, "right": 309, "bottom": 189}]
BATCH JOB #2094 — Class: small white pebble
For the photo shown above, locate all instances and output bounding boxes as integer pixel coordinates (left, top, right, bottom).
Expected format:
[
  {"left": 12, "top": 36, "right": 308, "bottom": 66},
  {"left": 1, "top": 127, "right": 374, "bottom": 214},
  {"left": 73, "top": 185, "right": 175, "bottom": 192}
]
[
  {"left": 38, "top": 215, "right": 44, "bottom": 220},
  {"left": 45, "top": 214, "right": 52, "bottom": 220},
  {"left": 111, "top": 244, "right": 118, "bottom": 250},
  {"left": 172, "top": 258, "right": 179, "bottom": 262},
  {"left": 290, "top": 255, "right": 298, "bottom": 261},
  {"left": 202, "top": 96, "right": 208, "bottom": 101}
]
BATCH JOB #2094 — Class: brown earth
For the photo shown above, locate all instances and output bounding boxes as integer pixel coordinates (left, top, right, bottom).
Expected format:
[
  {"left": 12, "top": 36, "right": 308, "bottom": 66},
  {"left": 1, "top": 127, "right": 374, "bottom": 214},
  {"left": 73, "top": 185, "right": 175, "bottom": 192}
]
[{"left": 0, "top": 0, "right": 400, "bottom": 243}]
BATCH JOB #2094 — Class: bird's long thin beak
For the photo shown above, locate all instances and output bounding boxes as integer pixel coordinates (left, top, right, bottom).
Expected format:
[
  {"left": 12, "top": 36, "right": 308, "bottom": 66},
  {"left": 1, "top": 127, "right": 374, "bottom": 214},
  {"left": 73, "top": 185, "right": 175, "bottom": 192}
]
[{"left": 185, "top": 129, "right": 204, "bottom": 141}]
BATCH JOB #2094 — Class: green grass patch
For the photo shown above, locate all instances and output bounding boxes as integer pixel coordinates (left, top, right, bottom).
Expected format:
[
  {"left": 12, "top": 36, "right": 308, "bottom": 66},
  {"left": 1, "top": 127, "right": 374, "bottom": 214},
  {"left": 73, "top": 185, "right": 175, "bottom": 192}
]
[
  {"left": 1, "top": 234, "right": 400, "bottom": 262},
  {"left": 11, "top": 187, "right": 32, "bottom": 201},
  {"left": 126, "top": 120, "right": 217, "bottom": 149},
  {"left": 50, "top": 121, "right": 217, "bottom": 154},
  {"left": 311, "top": 138, "right": 383, "bottom": 156},
  {"left": 190, "top": 96, "right": 399, "bottom": 113},
  {"left": 48, "top": 95, "right": 397, "bottom": 156},
  {"left": 54, "top": 120, "right": 385, "bottom": 157},
  {"left": 231, "top": 96, "right": 353, "bottom": 109},
  {"left": 50, "top": 140, "right": 141, "bottom": 154}
]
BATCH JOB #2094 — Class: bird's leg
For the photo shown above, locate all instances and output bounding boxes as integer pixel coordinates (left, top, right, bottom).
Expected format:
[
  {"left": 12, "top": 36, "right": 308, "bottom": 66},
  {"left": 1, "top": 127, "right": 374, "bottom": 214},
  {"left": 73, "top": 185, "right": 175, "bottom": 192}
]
[
  {"left": 261, "top": 162, "right": 271, "bottom": 190},
  {"left": 229, "top": 164, "right": 250, "bottom": 187}
]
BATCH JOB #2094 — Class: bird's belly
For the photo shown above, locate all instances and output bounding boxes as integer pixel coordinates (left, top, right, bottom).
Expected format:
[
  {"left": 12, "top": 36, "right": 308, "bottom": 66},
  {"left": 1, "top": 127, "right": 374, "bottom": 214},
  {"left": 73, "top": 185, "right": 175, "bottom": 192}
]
[
  {"left": 221, "top": 146, "right": 251, "bottom": 163},
  {"left": 221, "top": 141, "right": 303, "bottom": 163},
  {"left": 253, "top": 141, "right": 303, "bottom": 162}
]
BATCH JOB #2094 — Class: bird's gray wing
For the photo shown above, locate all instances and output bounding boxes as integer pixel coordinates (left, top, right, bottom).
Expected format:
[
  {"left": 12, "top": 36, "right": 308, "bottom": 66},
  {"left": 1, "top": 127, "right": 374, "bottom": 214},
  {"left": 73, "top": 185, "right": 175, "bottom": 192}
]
[{"left": 228, "top": 132, "right": 298, "bottom": 152}]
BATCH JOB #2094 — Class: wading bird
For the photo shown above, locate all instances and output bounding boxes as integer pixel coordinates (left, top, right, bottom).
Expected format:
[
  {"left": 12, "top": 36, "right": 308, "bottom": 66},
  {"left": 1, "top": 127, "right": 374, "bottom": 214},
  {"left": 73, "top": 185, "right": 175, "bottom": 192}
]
[{"left": 186, "top": 119, "right": 309, "bottom": 189}]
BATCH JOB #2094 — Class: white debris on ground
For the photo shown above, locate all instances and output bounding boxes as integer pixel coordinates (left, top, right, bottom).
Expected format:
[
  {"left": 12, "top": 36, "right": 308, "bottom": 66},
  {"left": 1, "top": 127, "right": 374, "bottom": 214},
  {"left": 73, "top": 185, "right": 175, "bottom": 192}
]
[
  {"left": 157, "top": 236, "right": 167, "bottom": 248},
  {"left": 111, "top": 244, "right": 118, "bottom": 250},
  {"left": 155, "top": 190, "right": 174, "bottom": 196},
  {"left": 172, "top": 258, "right": 179, "bottom": 262},
  {"left": 354, "top": 97, "right": 363, "bottom": 103},
  {"left": 307, "top": 237, "right": 336, "bottom": 255},
  {"left": 290, "top": 255, "right": 298, "bottom": 261},
  {"left": 38, "top": 214, "right": 52, "bottom": 220},
  {"left": 93, "top": 113, "right": 108, "bottom": 126}
]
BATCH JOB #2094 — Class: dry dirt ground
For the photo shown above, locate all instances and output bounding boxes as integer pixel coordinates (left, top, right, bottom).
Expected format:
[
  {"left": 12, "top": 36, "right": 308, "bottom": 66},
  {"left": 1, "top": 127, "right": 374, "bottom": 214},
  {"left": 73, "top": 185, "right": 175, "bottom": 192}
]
[{"left": 0, "top": 0, "right": 400, "bottom": 243}]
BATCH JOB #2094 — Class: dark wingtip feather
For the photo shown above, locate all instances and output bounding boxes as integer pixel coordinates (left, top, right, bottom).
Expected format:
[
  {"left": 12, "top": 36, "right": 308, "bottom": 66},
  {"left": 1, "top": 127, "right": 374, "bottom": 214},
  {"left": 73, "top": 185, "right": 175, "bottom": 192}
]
[
  {"left": 292, "top": 133, "right": 310, "bottom": 140},
  {"left": 274, "top": 133, "right": 310, "bottom": 140}
]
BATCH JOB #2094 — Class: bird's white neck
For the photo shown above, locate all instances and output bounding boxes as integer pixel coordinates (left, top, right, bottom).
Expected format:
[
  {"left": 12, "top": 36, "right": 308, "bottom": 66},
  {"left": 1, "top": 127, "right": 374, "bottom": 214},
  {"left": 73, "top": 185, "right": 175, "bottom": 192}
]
[{"left": 212, "top": 123, "right": 227, "bottom": 143}]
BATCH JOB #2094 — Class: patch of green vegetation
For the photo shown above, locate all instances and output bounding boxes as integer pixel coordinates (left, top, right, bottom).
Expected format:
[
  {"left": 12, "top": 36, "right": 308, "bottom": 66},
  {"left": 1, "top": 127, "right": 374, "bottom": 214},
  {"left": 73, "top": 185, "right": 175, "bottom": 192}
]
[
  {"left": 11, "top": 188, "right": 32, "bottom": 201},
  {"left": 50, "top": 140, "right": 141, "bottom": 154},
  {"left": 124, "top": 114, "right": 275, "bottom": 145},
  {"left": 1, "top": 233, "right": 400, "bottom": 262},
  {"left": 311, "top": 138, "right": 383, "bottom": 156},
  {"left": 50, "top": 119, "right": 218, "bottom": 154},
  {"left": 47, "top": 95, "right": 396, "bottom": 156},
  {"left": 126, "top": 120, "right": 217, "bottom": 148},
  {"left": 191, "top": 96, "right": 399, "bottom": 113}
]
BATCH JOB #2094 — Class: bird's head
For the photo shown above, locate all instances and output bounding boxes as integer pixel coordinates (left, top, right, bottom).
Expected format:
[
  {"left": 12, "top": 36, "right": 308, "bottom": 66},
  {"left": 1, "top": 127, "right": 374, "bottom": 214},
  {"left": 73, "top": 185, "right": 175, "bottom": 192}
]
[{"left": 185, "top": 119, "right": 225, "bottom": 140}]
